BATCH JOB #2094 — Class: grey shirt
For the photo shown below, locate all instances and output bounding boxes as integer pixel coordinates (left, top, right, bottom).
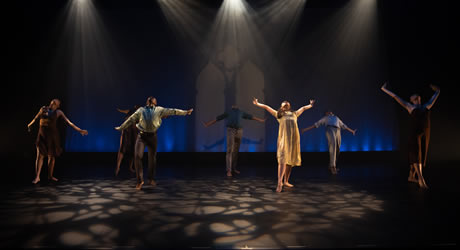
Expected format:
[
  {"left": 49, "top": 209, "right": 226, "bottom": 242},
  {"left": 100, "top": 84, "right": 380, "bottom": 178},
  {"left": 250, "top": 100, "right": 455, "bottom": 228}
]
[
  {"left": 119, "top": 106, "right": 188, "bottom": 133},
  {"left": 314, "top": 114, "right": 349, "bottom": 130}
]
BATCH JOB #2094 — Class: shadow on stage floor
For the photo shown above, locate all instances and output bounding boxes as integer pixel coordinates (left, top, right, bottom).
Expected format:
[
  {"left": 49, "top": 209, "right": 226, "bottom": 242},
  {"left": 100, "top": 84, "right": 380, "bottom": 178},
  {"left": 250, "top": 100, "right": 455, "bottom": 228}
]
[{"left": 0, "top": 152, "right": 458, "bottom": 249}]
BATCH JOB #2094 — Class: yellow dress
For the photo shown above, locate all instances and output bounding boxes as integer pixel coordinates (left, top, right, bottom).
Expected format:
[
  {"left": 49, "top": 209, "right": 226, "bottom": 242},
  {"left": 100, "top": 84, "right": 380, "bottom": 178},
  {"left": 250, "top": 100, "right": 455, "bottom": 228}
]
[{"left": 276, "top": 111, "right": 301, "bottom": 166}]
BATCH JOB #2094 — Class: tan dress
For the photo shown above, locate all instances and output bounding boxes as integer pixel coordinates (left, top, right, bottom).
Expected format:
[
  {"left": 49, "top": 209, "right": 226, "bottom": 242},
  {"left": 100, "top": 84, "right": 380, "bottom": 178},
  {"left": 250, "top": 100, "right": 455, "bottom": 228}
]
[{"left": 276, "top": 111, "right": 301, "bottom": 166}]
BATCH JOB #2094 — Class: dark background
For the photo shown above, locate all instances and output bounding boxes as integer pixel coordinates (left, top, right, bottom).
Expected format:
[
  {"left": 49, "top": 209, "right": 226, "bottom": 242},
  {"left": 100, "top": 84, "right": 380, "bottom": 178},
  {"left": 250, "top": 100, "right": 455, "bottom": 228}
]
[{"left": 4, "top": 0, "right": 457, "bottom": 170}]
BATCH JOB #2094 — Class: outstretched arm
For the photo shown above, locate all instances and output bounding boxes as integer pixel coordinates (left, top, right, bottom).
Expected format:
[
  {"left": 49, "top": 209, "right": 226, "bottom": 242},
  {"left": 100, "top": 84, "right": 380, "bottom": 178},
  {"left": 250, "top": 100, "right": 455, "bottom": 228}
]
[
  {"left": 295, "top": 99, "right": 315, "bottom": 117},
  {"left": 345, "top": 127, "right": 357, "bottom": 135},
  {"left": 203, "top": 119, "right": 218, "bottom": 127},
  {"left": 57, "top": 110, "right": 88, "bottom": 136},
  {"left": 252, "top": 98, "right": 277, "bottom": 117},
  {"left": 252, "top": 116, "right": 266, "bottom": 123},
  {"left": 27, "top": 107, "right": 43, "bottom": 132},
  {"left": 160, "top": 108, "right": 193, "bottom": 118},
  {"left": 381, "top": 82, "right": 415, "bottom": 113},
  {"left": 117, "top": 108, "right": 130, "bottom": 114},
  {"left": 424, "top": 84, "right": 440, "bottom": 110},
  {"left": 301, "top": 125, "right": 316, "bottom": 134},
  {"left": 116, "top": 109, "right": 141, "bottom": 131}
]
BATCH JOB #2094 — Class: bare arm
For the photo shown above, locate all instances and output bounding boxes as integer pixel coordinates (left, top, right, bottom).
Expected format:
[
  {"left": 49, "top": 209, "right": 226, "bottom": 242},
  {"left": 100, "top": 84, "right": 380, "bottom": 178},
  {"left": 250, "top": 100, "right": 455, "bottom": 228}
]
[
  {"left": 381, "top": 82, "right": 415, "bottom": 113},
  {"left": 295, "top": 99, "right": 315, "bottom": 117},
  {"left": 301, "top": 125, "right": 316, "bottom": 134},
  {"left": 252, "top": 98, "right": 277, "bottom": 117},
  {"left": 424, "top": 84, "right": 440, "bottom": 110},
  {"left": 252, "top": 116, "right": 266, "bottom": 123},
  {"left": 117, "top": 108, "right": 130, "bottom": 114},
  {"left": 203, "top": 119, "right": 218, "bottom": 127},
  {"left": 56, "top": 110, "right": 88, "bottom": 136},
  {"left": 27, "top": 108, "right": 43, "bottom": 132},
  {"left": 345, "top": 127, "right": 357, "bottom": 135}
]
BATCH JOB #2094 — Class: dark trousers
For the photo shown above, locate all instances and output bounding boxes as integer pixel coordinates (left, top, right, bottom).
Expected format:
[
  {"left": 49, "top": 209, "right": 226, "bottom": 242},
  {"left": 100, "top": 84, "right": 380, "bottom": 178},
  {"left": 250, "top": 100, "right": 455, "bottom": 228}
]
[{"left": 134, "top": 132, "right": 157, "bottom": 184}]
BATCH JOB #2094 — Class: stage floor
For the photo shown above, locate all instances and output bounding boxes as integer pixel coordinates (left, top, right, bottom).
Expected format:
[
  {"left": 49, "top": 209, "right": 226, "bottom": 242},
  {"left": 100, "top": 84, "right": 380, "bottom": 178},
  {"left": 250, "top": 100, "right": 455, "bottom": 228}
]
[{"left": 0, "top": 162, "right": 458, "bottom": 249}]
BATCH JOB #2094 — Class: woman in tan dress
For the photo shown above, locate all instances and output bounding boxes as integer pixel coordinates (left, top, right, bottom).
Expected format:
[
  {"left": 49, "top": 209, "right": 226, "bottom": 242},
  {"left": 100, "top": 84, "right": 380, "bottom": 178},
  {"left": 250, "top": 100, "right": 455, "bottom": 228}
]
[{"left": 253, "top": 98, "right": 315, "bottom": 192}]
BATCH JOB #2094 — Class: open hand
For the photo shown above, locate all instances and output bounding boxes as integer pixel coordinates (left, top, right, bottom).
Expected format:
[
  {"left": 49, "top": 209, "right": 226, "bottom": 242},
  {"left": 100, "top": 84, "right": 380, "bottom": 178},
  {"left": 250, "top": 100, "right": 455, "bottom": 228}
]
[
  {"left": 80, "top": 129, "right": 89, "bottom": 136},
  {"left": 252, "top": 98, "right": 259, "bottom": 105}
]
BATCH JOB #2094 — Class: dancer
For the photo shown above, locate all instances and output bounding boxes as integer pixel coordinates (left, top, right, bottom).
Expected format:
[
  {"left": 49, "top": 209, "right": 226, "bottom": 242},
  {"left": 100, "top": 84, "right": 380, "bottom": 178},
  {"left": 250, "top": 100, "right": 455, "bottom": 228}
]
[
  {"left": 203, "top": 104, "right": 265, "bottom": 177},
  {"left": 253, "top": 98, "right": 315, "bottom": 192},
  {"left": 115, "top": 97, "right": 193, "bottom": 190},
  {"left": 381, "top": 83, "right": 440, "bottom": 189},
  {"left": 302, "top": 111, "right": 357, "bottom": 174},
  {"left": 27, "top": 99, "right": 88, "bottom": 184},
  {"left": 115, "top": 105, "right": 140, "bottom": 176}
]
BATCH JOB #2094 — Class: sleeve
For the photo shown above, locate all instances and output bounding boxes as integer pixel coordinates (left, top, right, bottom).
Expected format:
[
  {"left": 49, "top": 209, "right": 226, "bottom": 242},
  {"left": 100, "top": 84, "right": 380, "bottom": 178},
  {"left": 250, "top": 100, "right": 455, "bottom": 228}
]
[
  {"left": 338, "top": 118, "right": 350, "bottom": 130},
  {"left": 242, "top": 112, "right": 253, "bottom": 120},
  {"left": 314, "top": 117, "right": 327, "bottom": 128},
  {"left": 119, "top": 108, "right": 141, "bottom": 130},
  {"left": 160, "top": 107, "right": 188, "bottom": 117},
  {"left": 216, "top": 112, "right": 228, "bottom": 121}
]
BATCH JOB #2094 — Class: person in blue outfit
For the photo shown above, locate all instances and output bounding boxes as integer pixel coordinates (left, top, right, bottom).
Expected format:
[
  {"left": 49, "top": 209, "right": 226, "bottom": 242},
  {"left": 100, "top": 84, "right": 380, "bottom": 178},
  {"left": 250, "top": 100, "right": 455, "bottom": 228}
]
[
  {"left": 203, "top": 105, "right": 265, "bottom": 177},
  {"left": 302, "top": 111, "right": 356, "bottom": 174}
]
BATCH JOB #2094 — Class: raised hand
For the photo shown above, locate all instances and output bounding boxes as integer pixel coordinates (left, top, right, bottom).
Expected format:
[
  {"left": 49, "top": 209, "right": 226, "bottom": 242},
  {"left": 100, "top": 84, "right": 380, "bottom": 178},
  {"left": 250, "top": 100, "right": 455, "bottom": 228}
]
[
  {"left": 381, "top": 82, "right": 388, "bottom": 90},
  {"left": 309, "top": 99, "right": 315, "bottom": 106},
  {"left": 430, "top": 84, "right": 440, "bottom": 91},
  {"left": 252, "top": 98, "right": 259, "bottom": 106}
]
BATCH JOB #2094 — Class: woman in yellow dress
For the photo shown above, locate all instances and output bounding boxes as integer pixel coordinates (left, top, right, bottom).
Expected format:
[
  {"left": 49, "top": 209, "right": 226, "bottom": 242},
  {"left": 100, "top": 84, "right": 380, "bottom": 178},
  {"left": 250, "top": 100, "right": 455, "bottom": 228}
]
[{"left": 253, "top": 98, "right": 315, "bottom": 192}]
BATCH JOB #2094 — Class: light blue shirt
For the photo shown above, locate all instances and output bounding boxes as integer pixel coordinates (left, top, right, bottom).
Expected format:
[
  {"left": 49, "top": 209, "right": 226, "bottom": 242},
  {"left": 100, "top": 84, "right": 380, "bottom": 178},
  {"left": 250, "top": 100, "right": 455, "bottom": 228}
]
[
  {"left": 119, "top": 105, "right": 188, "bottom": 133},
  {"left": 314, "top": 114, "right": 349, "bottom": 130}
]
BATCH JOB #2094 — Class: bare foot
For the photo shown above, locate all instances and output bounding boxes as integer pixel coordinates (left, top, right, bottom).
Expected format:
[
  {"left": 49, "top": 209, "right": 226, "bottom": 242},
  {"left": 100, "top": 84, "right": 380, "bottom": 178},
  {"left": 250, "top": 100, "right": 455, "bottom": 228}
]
[
  {"left": 227, "top": 171, "right": 232, "bottom": 177},
  {"left": 49, "top": 176, "right": 58, "bottom": 182},
  {"left": 233, "top": 169, "right": 240, "bottom": 174},
  {"left": 408, "top": 176, "right": 418, "bottom": 183},
  {"left": 418, "top": 180, "right": 429, "bottom": 189},
  {"left": 329, "top": 167, "right": 338, "bottom": 175},
  {"left": 276, "top": 183, "right": 283, "bottom": 193},
  {"left": 32, "top": 178, "right": 40, "bottom": 184},
  {"left": 136, "top": 181, "right": 144, "bottom": 190},
  {"left": 148, "top": 180, "right": 156, "bottom": 187},
  {"left": 284, "top": 182, "right": 294, "bottom": 188}
]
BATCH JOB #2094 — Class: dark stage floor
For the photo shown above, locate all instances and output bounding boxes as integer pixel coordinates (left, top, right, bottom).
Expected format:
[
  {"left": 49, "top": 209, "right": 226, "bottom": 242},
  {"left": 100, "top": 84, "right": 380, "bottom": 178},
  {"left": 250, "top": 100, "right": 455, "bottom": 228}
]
[{"left": 0, "top": 153, "right": 458, "bottom": 249}]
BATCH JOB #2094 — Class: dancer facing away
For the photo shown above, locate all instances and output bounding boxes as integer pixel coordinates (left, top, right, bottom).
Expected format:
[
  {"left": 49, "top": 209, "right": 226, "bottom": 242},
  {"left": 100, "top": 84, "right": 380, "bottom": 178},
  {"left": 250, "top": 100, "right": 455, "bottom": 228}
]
[
  {"left": 115, "top": 105, "right": 140, "bottom": 176},
  {"left": 381, "top": 83, "right": 440, "bottom": 189},
  {"left": 302, "top": 111, "right": 357, "bottom": 174},
  {"left": 28, "top": 99, "right": 88, "bottom": 184},
  {"left": 253, "top": 98, "right": 315, "bottom": 192},
  {"left": 115, "top": 97, "right": 193, "bottom": 190},
  {"left": 203, "top": 104, "right": 266, "bottom": 177}
]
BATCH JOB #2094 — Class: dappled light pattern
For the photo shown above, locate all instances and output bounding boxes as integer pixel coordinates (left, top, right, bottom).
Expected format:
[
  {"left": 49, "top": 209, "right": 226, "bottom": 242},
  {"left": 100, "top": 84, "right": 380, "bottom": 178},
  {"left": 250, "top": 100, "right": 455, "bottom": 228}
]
[{"left": 0, "top": 177, "right": 383, "bottom": 248}]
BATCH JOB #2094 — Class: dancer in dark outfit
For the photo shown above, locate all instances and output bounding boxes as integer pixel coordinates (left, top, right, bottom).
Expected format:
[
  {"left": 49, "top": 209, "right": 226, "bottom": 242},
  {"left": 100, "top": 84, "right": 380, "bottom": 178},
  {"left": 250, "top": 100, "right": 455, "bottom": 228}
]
[
  {"left": 115, "top": 97, "right": 193, "bottom": 190},
  {"left": 203, "top": 105, "right": 265, "bottom": 177},
  {"left": 381, "top": 83, "right": 440, "bottom": 189},
  {"left": 28, "top": 99, "right": 88, "bottom": 184},
  {"left": 115, "top": 105, "right": 140, "bottom": 176}
]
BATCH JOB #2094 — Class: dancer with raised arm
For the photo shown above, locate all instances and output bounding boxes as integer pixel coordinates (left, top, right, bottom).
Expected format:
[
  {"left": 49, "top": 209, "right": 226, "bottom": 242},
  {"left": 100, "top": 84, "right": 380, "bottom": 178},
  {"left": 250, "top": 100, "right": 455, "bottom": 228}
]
[
  {"left": 381, "top": 83, "right": 440, "bottom": 189},
  {"left": 115, "top": 105, "right": 140, "bottom": 176},
  {"left": 302, "top": 111, "right": 357, "bottom": 174},
  {"left": 253, "top": 98, "right": 315, "bottom": 192},
  {"left": 203, "top": 104, "right": 265, "bottom": 177},
  {"left": 28, "top": 99, "right": 88, "bottom": 184},
  {"left": 115, "top": 97, "right": 193, "bottom": 190}
]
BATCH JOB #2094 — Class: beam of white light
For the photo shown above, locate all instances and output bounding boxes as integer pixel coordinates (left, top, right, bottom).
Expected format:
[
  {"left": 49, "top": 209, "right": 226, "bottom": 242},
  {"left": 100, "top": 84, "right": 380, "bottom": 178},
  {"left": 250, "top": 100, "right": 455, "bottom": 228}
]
[
  {"left": 256, "top": 0, "right": 308, "bottom": 50},
  {"left": 156, "top": 0, "right": 213, "bottom": 52}
]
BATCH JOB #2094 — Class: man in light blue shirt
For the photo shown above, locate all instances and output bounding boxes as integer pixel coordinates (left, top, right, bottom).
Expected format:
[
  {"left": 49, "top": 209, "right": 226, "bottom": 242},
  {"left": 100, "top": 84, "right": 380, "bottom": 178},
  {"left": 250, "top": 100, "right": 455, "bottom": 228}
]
[
  {"left": 302, "top": 111, "right": 356, "bottom": 174},
  {"left": 116, "top": 96, "right": 193, "bottom": 190}
]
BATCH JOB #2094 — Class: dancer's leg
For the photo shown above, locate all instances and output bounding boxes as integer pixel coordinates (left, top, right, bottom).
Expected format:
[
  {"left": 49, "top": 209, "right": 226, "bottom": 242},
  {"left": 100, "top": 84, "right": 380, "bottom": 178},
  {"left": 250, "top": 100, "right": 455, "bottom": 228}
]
[
  {"left": 147, "top": 132, "right": 158, "bottom": 186},
  {"left": 48, "top": 156, "right": 57, "bottom": 181},
  {"left": 32, "top": 147, "right": 44, "bottom": 184},
  {"left": 232, "top": 129, "right": 242, "bottom": 174},
  {"left": 326, "top": 128, "right": 338, "bottom": 174},
  {"left": 134, "top": 134, "right": 145, "bottom": 190},
  {"left": 277, "top": 163, "right": 286, "bottom": 192},
  {"left": 226, "top": 128, "right": 234, "bottom": 177},
  {"left": 284, "top": 165, "right": 294, "bottom": 187},
  {"left": 115, "top": 151, "right": 124, "bottom": 176}
]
